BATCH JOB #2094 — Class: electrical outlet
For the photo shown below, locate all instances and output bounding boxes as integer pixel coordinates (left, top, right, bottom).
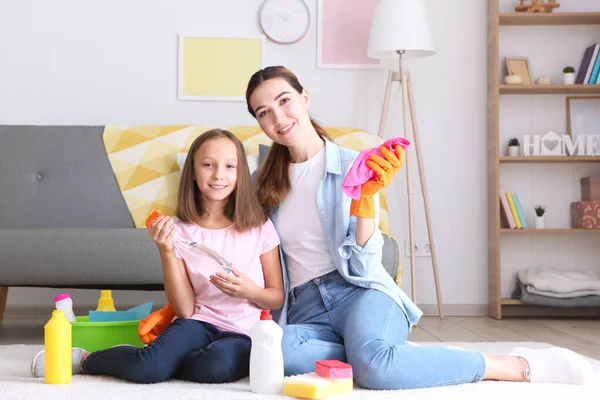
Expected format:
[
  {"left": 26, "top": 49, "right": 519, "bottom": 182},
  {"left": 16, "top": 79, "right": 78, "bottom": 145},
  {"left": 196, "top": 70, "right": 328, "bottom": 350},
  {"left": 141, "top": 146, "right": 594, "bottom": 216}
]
[{"left": 404, "top": 240, "right": 431, "bottom": 257}]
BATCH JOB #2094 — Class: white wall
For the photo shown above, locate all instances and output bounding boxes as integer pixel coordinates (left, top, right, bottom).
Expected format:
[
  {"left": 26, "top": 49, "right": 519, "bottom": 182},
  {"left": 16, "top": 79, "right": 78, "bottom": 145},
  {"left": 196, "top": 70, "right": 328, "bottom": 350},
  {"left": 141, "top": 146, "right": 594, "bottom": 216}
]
[{"left": 1, "top": 0, "right": 599, "bottom": 312}]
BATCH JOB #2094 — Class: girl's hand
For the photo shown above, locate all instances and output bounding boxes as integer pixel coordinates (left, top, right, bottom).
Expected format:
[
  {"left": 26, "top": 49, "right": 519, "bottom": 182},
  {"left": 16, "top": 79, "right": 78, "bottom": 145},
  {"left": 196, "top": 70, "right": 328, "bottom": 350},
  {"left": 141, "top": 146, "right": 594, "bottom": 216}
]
[
  {"left": 210, "top": 267, "right": 260, "bottom": 301},
  {"left": 148, "top": 215, "right": 175, "bottom": 254}
]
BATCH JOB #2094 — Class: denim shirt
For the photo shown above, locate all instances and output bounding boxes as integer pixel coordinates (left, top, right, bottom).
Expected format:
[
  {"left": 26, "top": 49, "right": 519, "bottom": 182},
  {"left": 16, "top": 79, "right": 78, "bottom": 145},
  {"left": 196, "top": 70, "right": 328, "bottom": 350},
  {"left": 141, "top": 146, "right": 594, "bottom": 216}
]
[{"left": 268, "top": 139, "right": 423, "bottom": 329}]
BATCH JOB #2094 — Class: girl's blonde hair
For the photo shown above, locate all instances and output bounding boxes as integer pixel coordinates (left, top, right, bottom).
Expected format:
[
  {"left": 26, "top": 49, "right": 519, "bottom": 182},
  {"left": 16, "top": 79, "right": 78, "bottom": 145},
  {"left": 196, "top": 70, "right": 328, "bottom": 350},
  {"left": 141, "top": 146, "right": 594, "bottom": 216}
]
[
  {"left": 176, "top": 129, "right": 267, "bottom": 230},
  {"left": 245, "top": 66, "right": 333, "bottom": 210}
]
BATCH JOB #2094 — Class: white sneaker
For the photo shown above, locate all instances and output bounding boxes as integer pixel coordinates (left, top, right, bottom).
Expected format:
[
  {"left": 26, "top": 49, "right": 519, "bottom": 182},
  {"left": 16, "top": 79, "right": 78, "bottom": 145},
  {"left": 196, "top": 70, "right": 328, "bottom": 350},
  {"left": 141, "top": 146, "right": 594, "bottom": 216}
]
[{"left": 30, "top": 347, "right": 88, "bottom": 378}]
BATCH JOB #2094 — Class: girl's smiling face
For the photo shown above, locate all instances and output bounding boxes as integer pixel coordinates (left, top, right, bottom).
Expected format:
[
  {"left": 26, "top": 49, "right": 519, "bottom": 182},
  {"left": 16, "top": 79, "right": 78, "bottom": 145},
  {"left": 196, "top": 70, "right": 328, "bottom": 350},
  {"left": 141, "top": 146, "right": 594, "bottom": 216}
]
[{"left": 193, "top": 137, "right": 238, "bottom": 203}]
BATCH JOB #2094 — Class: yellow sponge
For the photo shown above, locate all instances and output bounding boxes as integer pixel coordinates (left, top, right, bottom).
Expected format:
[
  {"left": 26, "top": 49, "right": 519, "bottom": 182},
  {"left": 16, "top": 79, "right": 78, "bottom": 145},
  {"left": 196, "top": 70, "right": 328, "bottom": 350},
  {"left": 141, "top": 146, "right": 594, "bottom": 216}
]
[{"left": 283, "top": 372, "right": 353, "bottom": 399}]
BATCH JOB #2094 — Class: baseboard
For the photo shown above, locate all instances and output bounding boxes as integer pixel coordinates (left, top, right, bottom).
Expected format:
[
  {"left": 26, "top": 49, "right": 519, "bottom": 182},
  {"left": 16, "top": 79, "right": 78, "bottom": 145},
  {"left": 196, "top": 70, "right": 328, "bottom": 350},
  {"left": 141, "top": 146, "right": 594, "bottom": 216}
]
[
  {"left": 418, "top": 303, "right": 488, "bottom": 317},
  {"left": 6, "top": 303, "right": 489, "bottom": 318}
]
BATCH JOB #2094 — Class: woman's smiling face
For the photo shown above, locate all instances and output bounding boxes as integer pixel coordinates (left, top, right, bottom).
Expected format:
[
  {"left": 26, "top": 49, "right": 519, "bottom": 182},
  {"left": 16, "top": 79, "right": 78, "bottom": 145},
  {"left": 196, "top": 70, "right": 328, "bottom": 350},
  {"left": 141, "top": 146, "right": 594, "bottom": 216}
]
[{"left": 249, "top": 77, "right": 311, "bottom": 147}]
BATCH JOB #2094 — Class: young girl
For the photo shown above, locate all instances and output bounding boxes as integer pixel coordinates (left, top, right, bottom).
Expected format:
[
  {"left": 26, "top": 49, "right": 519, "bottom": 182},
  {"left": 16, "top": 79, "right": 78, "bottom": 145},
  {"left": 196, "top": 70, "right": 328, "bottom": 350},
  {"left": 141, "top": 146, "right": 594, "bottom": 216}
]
[
  {"left": 31, "top": 128, "right": 284, "bottom": 384},
  {"left": 245, "top": 66, "right": 593, "bottom": 390}
]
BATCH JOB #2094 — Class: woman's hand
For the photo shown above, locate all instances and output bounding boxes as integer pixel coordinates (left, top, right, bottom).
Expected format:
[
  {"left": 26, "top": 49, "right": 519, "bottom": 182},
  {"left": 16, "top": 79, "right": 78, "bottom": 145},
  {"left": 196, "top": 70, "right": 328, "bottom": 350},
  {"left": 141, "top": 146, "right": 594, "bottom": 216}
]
[
  {"left": 148, "top": 215, "right": 175, "bottom": 254},
  {"left": 210, "top": 267, "right": 260, "bottom": 301},
  {"left": 350, "top": 144, "right": 404, "bottom": 220},
  {"left": 361, "top": 144, "right": 405, "bottom": 197}
]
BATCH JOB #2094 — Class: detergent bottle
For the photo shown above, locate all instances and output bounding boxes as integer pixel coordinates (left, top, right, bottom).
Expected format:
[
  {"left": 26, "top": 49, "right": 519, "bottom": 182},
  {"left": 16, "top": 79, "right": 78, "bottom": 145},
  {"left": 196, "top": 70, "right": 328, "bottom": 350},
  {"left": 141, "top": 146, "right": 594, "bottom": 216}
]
[
  {"left": 96, "top": 290, "right": 116, "bottom": 311},
  {"left": 249, "top": 310, "right": 284, "bottom": 394},
  {"left": 44, "top": 310, "right": 72, "bottom": 384},
  {"left": 54, "top": 292, "right": 76, "bottom": 322}
]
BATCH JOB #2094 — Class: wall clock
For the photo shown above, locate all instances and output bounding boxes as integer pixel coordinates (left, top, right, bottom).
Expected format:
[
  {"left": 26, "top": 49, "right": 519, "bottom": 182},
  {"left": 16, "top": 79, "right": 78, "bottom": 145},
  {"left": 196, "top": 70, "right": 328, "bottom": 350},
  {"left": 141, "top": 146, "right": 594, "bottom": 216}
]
[{"left": 259, "top": 0, "right": 310, "bottom": 44}]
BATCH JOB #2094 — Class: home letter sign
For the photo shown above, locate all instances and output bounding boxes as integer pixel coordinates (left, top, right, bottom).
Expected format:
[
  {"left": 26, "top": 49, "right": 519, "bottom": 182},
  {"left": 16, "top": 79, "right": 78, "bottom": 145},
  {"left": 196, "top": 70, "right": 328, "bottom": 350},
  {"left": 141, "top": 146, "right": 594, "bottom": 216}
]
[
  {"left": 522, "top": 135, "right": 541, "bottom": 156},
  {"left": 562, "top": 135, "right": 584, "bottom": 156},
  {"left": 540, "top": 131, "right": 564, "bottom": 156}
]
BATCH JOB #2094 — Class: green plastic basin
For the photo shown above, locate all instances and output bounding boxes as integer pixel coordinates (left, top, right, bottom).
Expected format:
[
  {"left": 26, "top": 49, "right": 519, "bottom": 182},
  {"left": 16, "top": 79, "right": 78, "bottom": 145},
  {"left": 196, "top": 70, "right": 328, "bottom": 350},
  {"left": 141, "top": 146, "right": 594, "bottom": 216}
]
[{"left": 71, "top": 316, "right": 144, "bottom": 352}]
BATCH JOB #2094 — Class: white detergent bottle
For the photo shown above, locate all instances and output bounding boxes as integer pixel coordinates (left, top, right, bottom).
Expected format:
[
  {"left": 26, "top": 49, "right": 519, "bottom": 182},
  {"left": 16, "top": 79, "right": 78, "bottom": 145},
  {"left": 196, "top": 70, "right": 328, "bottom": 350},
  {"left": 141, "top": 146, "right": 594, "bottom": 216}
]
[
  {"left": 54, "top": 292, "right": 76, "bottom": 323},
  {"left": 249, "top": 309, "right": 284, "bottom": 394}
]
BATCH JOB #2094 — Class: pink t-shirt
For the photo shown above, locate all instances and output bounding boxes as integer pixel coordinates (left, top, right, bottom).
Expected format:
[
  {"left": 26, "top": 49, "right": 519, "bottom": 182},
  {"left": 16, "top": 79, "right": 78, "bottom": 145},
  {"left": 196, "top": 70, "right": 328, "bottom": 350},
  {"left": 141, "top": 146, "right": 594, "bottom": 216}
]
[{"left": 173, "top": 218, "right": 280, "bottom": 336}]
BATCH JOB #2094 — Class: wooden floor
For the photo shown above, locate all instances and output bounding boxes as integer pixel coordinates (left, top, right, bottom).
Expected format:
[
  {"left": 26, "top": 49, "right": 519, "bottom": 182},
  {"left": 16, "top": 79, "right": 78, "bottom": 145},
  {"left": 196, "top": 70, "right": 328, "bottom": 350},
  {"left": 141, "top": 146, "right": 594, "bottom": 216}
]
[{"left": 2, "top": 311, "right": 600, "bottom": 360}]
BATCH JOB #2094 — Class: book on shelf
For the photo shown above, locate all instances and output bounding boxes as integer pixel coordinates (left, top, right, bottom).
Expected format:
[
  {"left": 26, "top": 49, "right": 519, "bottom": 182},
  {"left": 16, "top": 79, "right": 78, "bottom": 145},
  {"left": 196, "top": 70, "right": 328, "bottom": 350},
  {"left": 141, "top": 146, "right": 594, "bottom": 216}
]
[
  {"left": 500, "top": 188, "right": 529, "bottom": 229},
  {"left": 590, "top": 52, "right": 600, "bottom": 85},
  {"left": 499, "top": 187, "right": 516, "bottom": 229},
  {"left": 506, "top": 192, "right": 522, "bottom": 228},
  {"left": 512, "top": 193, "right": 528, "bottom": 228},
  {"left": 576, "top": 43, "right": 600, "bottom": 84}
]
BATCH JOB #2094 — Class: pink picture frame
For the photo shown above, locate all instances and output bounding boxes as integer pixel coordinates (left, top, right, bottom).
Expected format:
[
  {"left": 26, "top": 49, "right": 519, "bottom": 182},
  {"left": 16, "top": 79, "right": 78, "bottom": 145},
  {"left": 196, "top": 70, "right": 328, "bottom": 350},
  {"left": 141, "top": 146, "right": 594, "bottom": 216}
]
[{"left": 317, "top": 0, "right": 382, "bottom": 70}]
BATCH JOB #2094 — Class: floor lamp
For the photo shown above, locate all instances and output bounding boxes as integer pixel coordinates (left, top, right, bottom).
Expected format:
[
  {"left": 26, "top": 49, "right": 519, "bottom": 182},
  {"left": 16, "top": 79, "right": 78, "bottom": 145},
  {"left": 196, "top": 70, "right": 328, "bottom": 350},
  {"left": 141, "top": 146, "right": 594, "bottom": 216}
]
[{"left": 368, "top": 0, "right": 444, "bottom": 318}]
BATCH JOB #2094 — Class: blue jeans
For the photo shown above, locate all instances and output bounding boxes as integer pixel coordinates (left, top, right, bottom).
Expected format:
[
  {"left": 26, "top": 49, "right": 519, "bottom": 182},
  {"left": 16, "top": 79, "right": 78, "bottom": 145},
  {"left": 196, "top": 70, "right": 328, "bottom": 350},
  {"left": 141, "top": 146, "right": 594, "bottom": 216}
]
[
  {"left": 82, "top": 318, "right": 251, "bottom": 383},
  {"left": 283, "top": 270, "right": 486, "bottom": 390}
]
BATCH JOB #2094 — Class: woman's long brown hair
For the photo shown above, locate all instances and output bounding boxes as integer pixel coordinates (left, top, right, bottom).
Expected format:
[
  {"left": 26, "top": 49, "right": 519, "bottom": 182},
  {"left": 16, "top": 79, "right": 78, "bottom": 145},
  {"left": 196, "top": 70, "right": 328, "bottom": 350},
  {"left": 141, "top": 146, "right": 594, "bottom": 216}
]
[
  {"left": 246, "top": 66, "right": 332, "bottom": 210},
  {"left": 176, "top": 129, "right": 267, "bottom": 231}
]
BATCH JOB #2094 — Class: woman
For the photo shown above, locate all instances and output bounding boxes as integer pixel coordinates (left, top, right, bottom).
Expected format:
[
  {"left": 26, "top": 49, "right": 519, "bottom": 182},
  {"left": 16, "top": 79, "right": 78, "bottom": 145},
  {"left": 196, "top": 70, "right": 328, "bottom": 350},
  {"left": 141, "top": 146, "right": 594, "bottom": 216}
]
[{"left": 245, "top": 65, "right": 593, "bottom": 390}]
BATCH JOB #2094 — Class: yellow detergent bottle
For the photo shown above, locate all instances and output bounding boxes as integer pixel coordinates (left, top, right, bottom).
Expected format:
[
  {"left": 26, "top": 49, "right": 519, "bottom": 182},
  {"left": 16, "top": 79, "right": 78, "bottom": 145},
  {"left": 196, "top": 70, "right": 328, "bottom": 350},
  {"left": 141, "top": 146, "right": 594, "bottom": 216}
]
[
  {"left": 96, "top": 290, "right": 116, "bottom": 311},
  {"left": 44, "top": 309, "right": 72, "bottom": 384}
]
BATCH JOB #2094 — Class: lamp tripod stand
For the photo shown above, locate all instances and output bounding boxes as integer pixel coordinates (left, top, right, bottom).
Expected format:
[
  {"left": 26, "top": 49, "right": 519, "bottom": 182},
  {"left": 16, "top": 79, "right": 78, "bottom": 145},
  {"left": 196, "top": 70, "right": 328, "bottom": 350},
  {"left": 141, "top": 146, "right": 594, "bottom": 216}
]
[{"left": 378, "top": 50, "right": 444, "bottom": 318}]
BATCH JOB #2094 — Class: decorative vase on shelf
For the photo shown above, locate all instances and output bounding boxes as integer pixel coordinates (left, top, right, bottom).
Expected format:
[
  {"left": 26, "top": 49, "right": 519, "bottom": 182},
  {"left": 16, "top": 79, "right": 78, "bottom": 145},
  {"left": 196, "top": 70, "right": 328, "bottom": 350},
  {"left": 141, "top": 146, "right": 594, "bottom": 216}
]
[
  {"left": 562, "top": 66, "right": 576, "bottom": 85},
  {"left": 534, "top": 205, "right": 546, "bottom": 229},
  {"left": 507, "top": 138, "right": 520, "bottom": 156},
  {"left": 534, "top": 215, "right": 545, "bottom": 229},
  {"left": 508, "top": 146, "right": 519, "bottom": 157},
  {"left": 563, "top": 73, "right": 575, "bottom": 85}
]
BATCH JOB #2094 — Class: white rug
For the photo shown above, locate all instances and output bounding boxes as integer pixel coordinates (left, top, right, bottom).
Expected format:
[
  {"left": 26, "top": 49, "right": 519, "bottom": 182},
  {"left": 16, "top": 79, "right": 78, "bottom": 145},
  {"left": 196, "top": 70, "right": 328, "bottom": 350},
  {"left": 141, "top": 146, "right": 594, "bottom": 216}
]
[{"left": 2, "top": 342, "right": 599, "bottom": 400}]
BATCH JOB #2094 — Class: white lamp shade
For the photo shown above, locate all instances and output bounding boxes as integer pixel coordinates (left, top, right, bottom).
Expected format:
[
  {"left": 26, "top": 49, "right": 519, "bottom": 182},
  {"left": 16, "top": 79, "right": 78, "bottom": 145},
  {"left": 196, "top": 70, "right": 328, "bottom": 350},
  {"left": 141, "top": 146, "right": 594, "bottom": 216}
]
[{"left": 368, "top": 0, "right": 436, "bottom": 60}]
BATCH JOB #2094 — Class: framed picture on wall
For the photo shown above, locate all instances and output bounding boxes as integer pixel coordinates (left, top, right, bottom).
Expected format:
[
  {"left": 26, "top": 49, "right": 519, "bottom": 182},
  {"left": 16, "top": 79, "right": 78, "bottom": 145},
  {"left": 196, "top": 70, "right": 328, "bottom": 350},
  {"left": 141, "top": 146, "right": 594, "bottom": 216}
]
[
  {"left": 316, "top": 0, "right": 382, "bottom": 69},
  {"left": 177, "top": 34, "right": 266, "bottom": 101},
  {"left": 567, "top": 96, "right": 600, "bottom": 139},
  {"left": 505, "top": 57, "right": 533, "bottom": 85}
]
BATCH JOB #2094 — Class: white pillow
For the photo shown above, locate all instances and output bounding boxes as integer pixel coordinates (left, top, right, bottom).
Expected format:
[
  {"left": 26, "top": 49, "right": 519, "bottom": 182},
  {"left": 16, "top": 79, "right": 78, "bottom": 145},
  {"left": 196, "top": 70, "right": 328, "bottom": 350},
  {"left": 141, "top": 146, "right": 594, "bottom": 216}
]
[
  {"left": 175, "top": 153, "right": 187, "bottom": 171},
  {"left": 246, "top": 155, "right": 258, "bottom": 174},
  {"left": 175, "top": 152, "right": 258, "bottom": 175}
]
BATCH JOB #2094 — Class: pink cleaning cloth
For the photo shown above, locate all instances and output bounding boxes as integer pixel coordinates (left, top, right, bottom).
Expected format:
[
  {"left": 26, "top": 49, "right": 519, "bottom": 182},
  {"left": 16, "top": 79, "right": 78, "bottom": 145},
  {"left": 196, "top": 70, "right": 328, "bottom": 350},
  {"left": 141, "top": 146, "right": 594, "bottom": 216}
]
[{"left": 342, "top": 136, "right": 411, "bottom": 200}]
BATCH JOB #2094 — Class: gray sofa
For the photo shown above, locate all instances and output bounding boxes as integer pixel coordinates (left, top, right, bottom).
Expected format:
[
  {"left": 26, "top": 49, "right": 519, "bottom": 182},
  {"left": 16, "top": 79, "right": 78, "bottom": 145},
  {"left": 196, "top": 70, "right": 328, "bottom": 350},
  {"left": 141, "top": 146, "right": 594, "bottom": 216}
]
[{"left": 0, "top": 125, "right": 399, "bottom": 324}]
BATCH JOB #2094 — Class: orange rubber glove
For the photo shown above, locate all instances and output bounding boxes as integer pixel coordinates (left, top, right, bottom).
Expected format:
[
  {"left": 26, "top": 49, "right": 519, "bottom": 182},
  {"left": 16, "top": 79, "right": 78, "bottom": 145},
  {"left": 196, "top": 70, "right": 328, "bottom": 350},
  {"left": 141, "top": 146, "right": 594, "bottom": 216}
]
[
  {"left": 350, "top": 145, "right": 405, "bottom": 218},
  {"left": 138, "top": 303, "right": 176, "bottom": 345}
]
